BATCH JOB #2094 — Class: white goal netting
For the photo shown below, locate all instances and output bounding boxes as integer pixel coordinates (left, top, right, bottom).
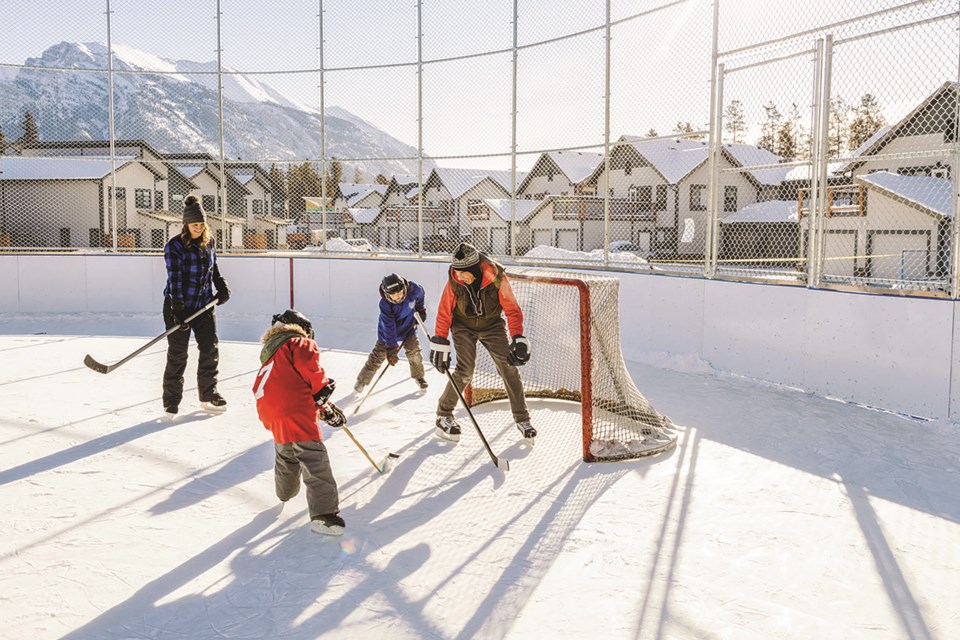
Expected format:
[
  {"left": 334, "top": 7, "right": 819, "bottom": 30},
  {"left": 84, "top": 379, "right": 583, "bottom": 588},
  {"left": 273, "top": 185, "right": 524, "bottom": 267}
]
[{"left": 467, "top": 267, "right": 677, "bottom": 462}]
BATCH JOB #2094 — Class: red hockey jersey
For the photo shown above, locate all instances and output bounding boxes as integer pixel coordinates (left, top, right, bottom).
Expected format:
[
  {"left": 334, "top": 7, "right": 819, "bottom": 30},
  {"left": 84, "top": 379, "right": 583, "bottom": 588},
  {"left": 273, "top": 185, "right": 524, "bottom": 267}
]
[{"left": 252, "top": 335, "right": 331, "bottom": 444}]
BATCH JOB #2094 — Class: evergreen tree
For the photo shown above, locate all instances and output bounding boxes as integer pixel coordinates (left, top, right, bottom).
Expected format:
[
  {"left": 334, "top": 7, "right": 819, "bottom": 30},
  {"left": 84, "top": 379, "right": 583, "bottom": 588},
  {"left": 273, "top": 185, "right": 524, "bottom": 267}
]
[
  {"left": 353, "top": 166, "right": 364, "bottom": 183},
  {"left": 645, "top": 128, "right": 659, "bottom": 138},
  {"left": 848, "top": 93, "right": 886, "bottom": 152},
  {"left": 375, "top": 174, "right": 389, "bottom": 185},
  {"left": 267, "top": 163, "right": 287, "bottom": 213},
  {"left": 673, "top": 121, "right": 695, "bottom": 137},
  {"left": 19, "top": 110, "right": 39, "bottom": 145},
  {"left": 0, "top": 125, "right": 6, "bottom": 154},
  {"left": 286, "top": 162, "right": 322, "bottom": 221},
  {"left": 827, "top": 97, "right": 850, "bottom": 158},
  {"left": 723, "top": 100, "right": 746, "bottom": 144},
  {"left": 757, "top": 102, "right": 782, "bottom": 154},
  {"left": 324, "top": 159, "right": 343, "bottom": 196}
]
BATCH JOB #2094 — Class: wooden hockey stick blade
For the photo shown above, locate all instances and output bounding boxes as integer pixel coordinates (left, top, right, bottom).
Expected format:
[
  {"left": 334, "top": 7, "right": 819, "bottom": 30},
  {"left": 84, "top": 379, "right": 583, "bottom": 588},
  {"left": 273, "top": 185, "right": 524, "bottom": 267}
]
[{"left": 83, "top": 353, "right": 110, "bottom": 374}]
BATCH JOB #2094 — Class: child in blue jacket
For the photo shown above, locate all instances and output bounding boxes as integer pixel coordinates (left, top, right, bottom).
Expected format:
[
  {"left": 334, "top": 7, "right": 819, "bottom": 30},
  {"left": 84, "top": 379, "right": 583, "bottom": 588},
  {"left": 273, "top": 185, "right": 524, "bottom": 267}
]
[{"left": 354, "top": 273, "right": 428, "bottom": 393}]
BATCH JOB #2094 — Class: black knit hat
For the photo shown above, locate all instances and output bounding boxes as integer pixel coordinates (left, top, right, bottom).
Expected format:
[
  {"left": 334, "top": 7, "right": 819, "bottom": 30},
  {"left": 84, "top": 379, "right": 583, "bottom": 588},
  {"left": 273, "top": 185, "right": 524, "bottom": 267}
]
[
  {"left": 183, "top": 194, "right": 206, "bottom": 225},
  {"left": 451, "top": 242, "right": 480, "bottom": 270}
]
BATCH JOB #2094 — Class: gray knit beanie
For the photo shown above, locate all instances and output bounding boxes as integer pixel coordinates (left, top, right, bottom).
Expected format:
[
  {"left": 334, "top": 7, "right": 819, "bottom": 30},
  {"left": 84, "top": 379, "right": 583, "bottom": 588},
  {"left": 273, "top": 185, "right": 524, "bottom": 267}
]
[
  {"left": 451, "top": 242, "right": 480, "bottom": 270},
  {"left": 183, "top": 195, "right": 206, "bottom": 225}
]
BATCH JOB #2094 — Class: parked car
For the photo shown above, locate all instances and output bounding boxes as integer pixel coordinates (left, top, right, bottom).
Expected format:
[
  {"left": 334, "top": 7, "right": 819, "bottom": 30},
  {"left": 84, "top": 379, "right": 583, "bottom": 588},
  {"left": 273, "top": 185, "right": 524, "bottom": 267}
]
[{"left": 609, "top": 240, "right": 648, "bottom": 255}]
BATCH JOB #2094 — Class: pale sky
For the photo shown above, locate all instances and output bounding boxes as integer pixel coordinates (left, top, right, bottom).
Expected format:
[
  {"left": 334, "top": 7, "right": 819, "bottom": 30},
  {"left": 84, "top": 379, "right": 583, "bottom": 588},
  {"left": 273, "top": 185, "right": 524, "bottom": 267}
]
[{"left": 1, "top": 0, "right": 955, "bottom": 169}]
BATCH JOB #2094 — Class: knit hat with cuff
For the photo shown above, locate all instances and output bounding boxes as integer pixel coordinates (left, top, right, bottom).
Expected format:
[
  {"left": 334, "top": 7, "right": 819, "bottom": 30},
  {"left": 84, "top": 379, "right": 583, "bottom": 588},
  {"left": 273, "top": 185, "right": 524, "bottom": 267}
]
[{"left": 183, "top": 195, "right": 206, "bottom": 225}]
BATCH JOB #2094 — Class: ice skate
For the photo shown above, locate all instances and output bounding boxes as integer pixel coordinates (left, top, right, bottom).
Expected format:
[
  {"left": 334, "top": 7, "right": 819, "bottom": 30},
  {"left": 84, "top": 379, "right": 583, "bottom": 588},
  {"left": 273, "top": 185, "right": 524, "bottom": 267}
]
[
  {"left": 516, "top": 420, "right": 536, "bottom": 445},
  {"left": 163, "top": 405, "right": 179, "bottom": 421},
  {"left": 200, "top": 390, "right": 227, "bottom": 413},
  {"left": 310, "top": 513, "right": 345, "bottom": 536},
  {"left": 415, "top": 377, "right": 428, "bottom": 393},
  {"left": 435, "top": 415, "right": 461, "bottom": 442}
]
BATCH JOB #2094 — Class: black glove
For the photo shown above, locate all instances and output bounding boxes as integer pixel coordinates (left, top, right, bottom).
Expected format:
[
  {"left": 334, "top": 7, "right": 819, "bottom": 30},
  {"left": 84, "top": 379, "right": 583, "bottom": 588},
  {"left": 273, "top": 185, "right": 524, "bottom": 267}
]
[
  {"left": 416, "top": 307, "right": 427, "bottom": 322},
  {"left": 386, "top": 346, "right": 400, "bottom": 366},
  {"left": 171, "top": 299, "right": 190, "bottom": 332},
  {"left": 215, "top": 283, "right": 231, "bottom": 306},
  {"left": 319, "top": 401, "right": 346, "bottom": 427},
  {"left": 507, "top": 334, "right": 530, "bottom": 366},
  {"left": 430, "top": 336, "right": 451, "bottom": 373},
  {"left": 313, "top": 379, "right": 336, "bottom": 405},
  {"left": 213, "top": 264, "right": 230, "bottom": 306}
]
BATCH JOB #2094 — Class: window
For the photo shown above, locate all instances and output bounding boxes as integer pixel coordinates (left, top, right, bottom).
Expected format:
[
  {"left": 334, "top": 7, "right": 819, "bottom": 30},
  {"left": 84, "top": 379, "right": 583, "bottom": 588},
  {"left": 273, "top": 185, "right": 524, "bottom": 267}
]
[
  {"left": 108, "top": 186, "right": 126, "bottom": 199},
  {"left": 689, "top": 184, "right": 707, "bottom": 211},
  {"left": 655, "top": 185, "right": 668, "bottom": 211},
  {"left": 155, "top": 190, "right": 164, "bottom": 210},
  {"left": 253, "top": 200, "right": 264, "bottom": 216},
  {"left": 135, "top": 188, "right": 152, "bottom": 209},
  {"left": 203, "top": 195, "right": 216, "bottom": 212},
  {"left": 724, "top": 185, "right": 738, "bottom": 213}
]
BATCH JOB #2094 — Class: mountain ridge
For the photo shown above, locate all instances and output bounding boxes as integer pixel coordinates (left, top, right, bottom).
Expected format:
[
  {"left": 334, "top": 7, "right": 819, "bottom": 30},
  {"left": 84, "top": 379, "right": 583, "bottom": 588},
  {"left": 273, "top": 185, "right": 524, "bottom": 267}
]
[{"left": 1, "top": 41, "right": 433, "bottom": 179}]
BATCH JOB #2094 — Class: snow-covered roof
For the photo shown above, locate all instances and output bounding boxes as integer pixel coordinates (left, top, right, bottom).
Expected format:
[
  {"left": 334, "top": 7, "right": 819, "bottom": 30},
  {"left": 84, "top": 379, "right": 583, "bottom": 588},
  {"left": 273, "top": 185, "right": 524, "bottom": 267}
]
[
  {"left": 259, "top": 215, "right": 293, "bottom": 226},
  {"left": 347, "top": 207, "right": 381, "bottom": 224},
  {"left": 722, "top": 144, "right": 791, "bottom": 186},
  {"left": 177, "top": 165, "right": 206, "bottom": 179},
  {"left": 432, "top": 168, "right": 516, "bottom": 199},
  {"left": 0, "top": 156, "right": 135, "bottom": 181},
  {"left": 480, "top": 199, "right": 543, "bottom": 223},
  {"left": 138, "top": 210, "right": 183, "bottom": 224},
  {"left": 338, "top": 183, "right": 386, "bottom": 207},
  {"left": 619, "top": 137, "right": 709, "bottom": 184},
  {"left": 782, "top": 161, "right": 847, "bottom": 182},
  {"left": 721, "top": 200, "right": 799, "bottom": 223},
  {"left": 857, "top": 171, "right": 953, "bottom": 218},
  {"left": 547, "top": 151, "right": 605, "bottom": 184},
  {"left": 833, "top": 125, "right": 894, "bottom": 174},
  {"left": 206, "top": 212, "right": 246, "bottom": 224}
]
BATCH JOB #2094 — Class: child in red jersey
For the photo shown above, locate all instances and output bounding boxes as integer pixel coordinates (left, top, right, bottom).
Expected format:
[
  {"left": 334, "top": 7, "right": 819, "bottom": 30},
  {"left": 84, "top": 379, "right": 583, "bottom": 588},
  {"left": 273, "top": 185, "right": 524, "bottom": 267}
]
[{"left": 252, "top": 309, "right": 347, "bottom": 536}]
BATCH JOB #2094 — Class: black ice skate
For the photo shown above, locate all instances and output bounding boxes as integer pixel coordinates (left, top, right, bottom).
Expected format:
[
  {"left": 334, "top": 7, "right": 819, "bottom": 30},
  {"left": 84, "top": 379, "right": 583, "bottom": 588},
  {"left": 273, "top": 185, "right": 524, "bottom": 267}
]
[
  {"left": 435, "top": 416, "right": 462, "bottom": 442},
  {"left": 200, "top": 390, "right": 228, "bottom": 413},
  {"left": 516, "top": 420, "right": 536, "bottom": 445}
]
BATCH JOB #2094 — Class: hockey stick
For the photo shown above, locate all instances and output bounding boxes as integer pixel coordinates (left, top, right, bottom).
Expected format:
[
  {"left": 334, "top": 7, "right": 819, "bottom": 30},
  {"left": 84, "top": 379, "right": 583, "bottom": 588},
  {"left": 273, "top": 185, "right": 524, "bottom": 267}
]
[
  {"left": 352, "top": 361, "right": 390, "bottom": 416},
  {"left": 415, "top": 315, "right": 509, "bottom": 472},
  {"left": 339, "top": 424, "right": 399, "bottom": 474},
  {"left": 83, "top": 299, "right": 219, "bottom": 374},
  {"left": 351, "top": 326, "right": 418, "bottom": 416}
]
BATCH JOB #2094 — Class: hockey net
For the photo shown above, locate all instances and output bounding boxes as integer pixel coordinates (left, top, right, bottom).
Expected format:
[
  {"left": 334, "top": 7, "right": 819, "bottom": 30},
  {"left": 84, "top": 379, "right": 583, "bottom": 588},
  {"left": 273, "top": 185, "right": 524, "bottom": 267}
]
[{"left": 466, "top": 267, "right": 677, "bottom": 462}]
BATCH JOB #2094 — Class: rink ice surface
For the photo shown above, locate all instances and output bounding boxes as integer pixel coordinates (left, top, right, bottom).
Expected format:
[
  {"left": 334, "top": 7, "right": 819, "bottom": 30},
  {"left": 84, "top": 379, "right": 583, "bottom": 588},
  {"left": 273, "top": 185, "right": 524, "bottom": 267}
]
[{"left": 1, "top": 332, "right": 959, "bottom": 639}]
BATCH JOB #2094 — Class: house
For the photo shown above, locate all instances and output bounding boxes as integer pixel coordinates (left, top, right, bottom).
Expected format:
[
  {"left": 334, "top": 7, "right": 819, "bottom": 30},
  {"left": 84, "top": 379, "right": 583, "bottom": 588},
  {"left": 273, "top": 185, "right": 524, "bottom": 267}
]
[
  {"left": 517, "top": 151, "right": 603, "bottom": 199},
  {"left": 822, "top": 82, "right": 957, "bottom": 284},
  {"left": 168, "top": 157, "right": 249, "bottom": 249},
  {"left": 468, "top": 199, "right": 546, "bottom": 253},
  {"left": 229, "top": 165, "right": 290, "bottom": 249},
  {"left": 0, "top": 155, "right": 172, "bottom": 249}
]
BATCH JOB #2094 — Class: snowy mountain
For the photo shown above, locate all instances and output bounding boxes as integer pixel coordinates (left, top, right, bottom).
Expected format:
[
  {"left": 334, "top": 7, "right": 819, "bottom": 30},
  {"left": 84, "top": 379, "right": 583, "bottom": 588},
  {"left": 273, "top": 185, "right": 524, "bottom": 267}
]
[{"left": 0, "top": 42, "right": 432, "bottom": 178}]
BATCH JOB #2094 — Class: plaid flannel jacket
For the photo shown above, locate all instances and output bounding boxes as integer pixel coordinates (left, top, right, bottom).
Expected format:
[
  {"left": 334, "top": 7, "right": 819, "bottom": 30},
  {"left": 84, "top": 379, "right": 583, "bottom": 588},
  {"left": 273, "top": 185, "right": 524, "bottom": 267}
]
[{"left": 163, "top": 234, "right": 217, "bottom": 310}]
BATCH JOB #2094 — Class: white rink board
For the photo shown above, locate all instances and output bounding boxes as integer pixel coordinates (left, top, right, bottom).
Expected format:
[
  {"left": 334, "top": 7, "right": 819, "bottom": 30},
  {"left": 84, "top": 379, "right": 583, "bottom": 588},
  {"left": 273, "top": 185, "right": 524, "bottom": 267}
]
[{"left": 0, "top": 253, "right": 955, "bottom": 420}]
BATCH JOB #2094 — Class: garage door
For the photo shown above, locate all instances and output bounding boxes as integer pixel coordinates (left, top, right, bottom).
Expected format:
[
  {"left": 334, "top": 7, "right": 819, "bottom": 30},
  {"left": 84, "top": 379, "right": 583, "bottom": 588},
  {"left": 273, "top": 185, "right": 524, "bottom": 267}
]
[{"left": 870, "top": 232, "right": 930, "bottom": 280}]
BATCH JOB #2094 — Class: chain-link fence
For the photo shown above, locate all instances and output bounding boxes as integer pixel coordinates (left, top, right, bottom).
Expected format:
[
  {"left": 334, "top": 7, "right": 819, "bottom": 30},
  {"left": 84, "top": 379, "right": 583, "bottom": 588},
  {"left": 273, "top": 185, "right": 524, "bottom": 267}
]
[{"left": 0, "top": 1, "right": 956, "bottom": 297}]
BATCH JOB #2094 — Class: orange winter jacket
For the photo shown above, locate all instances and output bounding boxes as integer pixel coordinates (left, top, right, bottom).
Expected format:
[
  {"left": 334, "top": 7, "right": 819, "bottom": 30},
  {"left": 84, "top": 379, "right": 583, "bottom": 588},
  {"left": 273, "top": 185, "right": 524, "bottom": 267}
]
[{"left": 434, "top": 257, "right": 524, "bottom": 338}]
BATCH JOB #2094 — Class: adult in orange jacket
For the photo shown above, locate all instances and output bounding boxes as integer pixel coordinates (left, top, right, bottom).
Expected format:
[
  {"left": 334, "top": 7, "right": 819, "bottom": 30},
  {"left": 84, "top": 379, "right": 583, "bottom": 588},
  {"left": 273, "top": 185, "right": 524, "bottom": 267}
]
[
  {"left": 252, "top": 309, "right": 348, "bottom": 536},
  {"left": 429, "top": 242, "right": 536, "bottom": 443}
]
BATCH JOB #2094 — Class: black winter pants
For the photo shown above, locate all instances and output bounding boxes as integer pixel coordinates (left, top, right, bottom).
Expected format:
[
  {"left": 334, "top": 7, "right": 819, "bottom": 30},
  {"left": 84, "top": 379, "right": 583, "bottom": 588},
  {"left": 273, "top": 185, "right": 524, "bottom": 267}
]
[{"left": 162, "top": 298, "right": 220, "bottom": 408}]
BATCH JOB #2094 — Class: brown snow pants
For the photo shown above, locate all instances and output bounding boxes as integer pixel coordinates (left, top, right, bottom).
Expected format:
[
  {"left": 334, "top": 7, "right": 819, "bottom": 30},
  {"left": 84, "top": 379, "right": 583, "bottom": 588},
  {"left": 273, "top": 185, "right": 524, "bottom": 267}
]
[{"left": 274, "top": 440, "right": 340, "bottom": 520}]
